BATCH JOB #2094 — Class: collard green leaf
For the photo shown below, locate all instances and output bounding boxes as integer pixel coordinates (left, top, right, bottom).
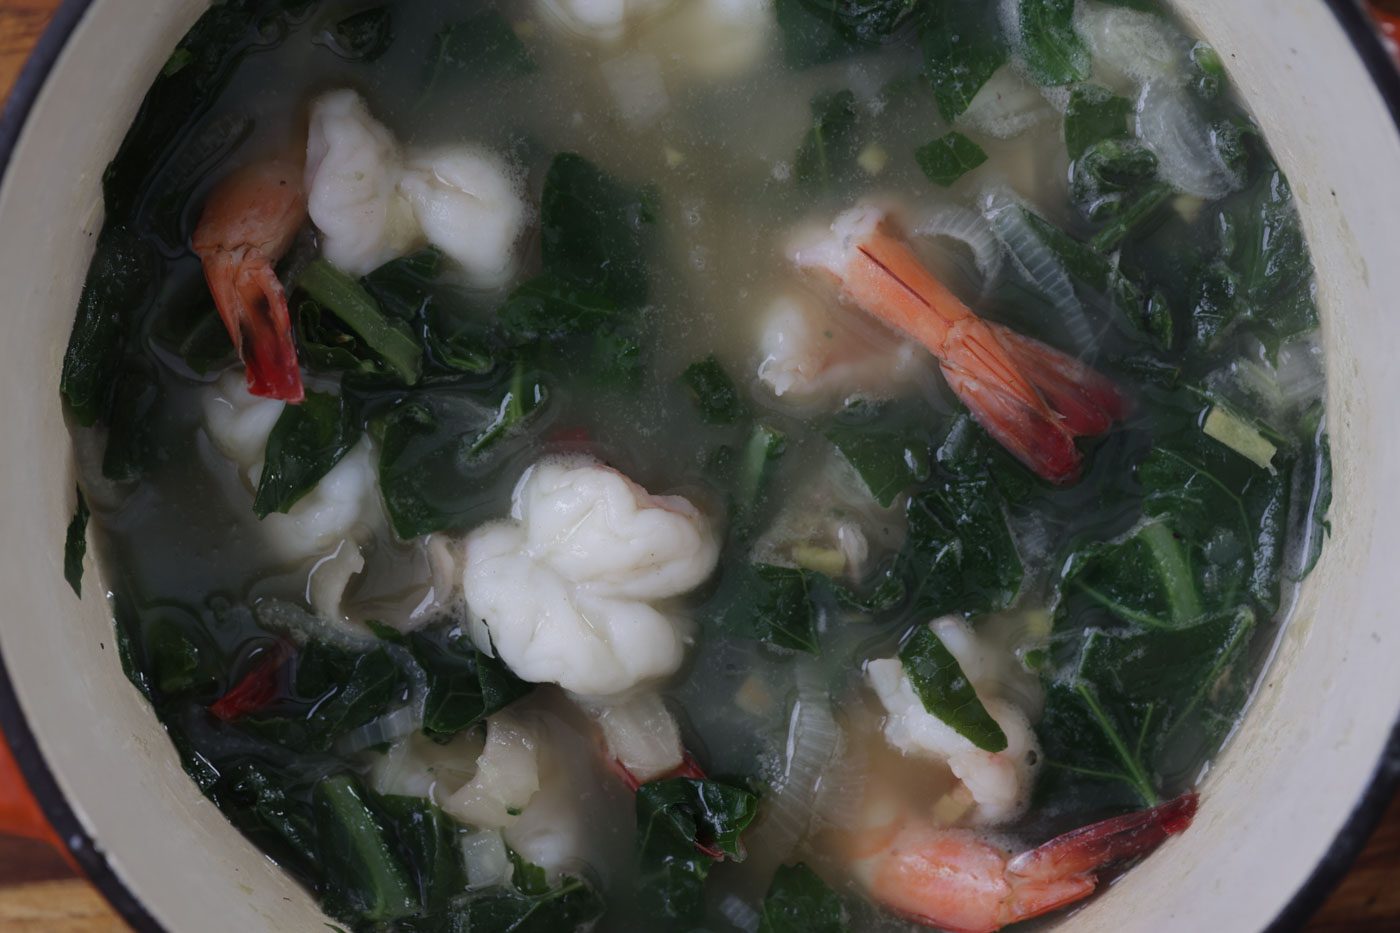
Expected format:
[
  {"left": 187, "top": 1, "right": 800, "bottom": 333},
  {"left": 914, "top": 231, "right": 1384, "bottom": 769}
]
[
  {"left": 224, "top": 763, "right": 319, "bottom": 871},
  {"left": 423, "top": 11, "right": 534, "bottom": 100},
  {"left": 297, "top": 259, "right": 423, "bottom": 384},
  {"left": 758, "top": 863, "right": 849, "bottom": 933},
  {"left": 899, "top": 624, "right": 1007, "bottom": 752},
  {"left": 497, "top": 274, "right": 624, "bottom": 342},
  {"left": 147, "top": 615, "right": 214, "bottom": 697},
  {"left": 63, "top": 488, "right": 89, "bottom": 597},
  {"left": 315, "top": 774, "right": 420, "bottom": 923},
  {"left": 461, "top": 871, "right": 606, "bottom": 933},
  {"left": 323, "top": 6, "right": 394, "bottom": 61},
  {"left": 681, "top": 355, "right": 747, "bottom": 425},
  {"left": 1064, "top": 84, "right": 1132, "bottom": 160},
  {"left": 375, "top": 795, "right": 465, "bottom": 914},
  {"left": 363, "top": 249, "right": 502, "bottom": 376},
  {"left": 795, "top": 90, "right": 861, "bottom": 192},
  {"left": 1069, "top": 139, "right": 1160, "bottom": 223},
  {"left": 61, "top": 227, "right": 152, "bottom": 426},
  {"left": 900, "top": 474, "right": 1023, "bottom": 618},
  {"left": 1063, "top": 520, "right": 1203, "bottom": 629},
  {"left": 102, "top": 358, "right": 164, "bottom": 482},
  {"left": 724, "top": 564, "right": 820, "bottom": 653},
  {"left": 405, "top": 624, "right": 531, "bottom": 739},
  {"left": 541, "top": 153, "right": 656, "bottom": 308},
  {"left": 915, "top": 131, "right": 988, "bottom": 188},
  {"left": 1015, "top": 0, "right": 1091, "bottom": 86},
  {"left": 920, "top": 0, "right": 1008, "bottom": 122},
  {"left": 826, "top": 422, "right": 931, "bottom": 507},
  {"left": 243, "top": 642, "right": 408, "bottom": 751},
  {"left": 776, "top": 0, "right": 923, "bottom": 68},
  {"left": 1039, "top": 607, "right": 1254, "bottom": 807},
  {"left": 378, "top": 375, "right": 545, "bottom": 539},
  {"left": 253, "top": 390, "right": 362, "bottom": 517},
  {"left": 636, "top": 777, "right": 759, "bottom": 923}
]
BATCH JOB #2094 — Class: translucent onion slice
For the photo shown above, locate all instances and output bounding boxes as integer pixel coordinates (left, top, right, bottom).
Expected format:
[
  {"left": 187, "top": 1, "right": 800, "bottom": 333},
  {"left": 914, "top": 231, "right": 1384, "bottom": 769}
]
[
  {"left": 335, "top": 703, "right": 422, "bottom": 756},
  {"left": 981, "top": 187, "right": 1096, "bottom": 349},
  {"left": 1136, "top": 80, "right": 1243, "bottom": 199},
  {"left": 462, "top": 829, "right": 513, "bottom": 889},
  {"left": 913, "top": 206, "right": 1005, "bottom": 294}
]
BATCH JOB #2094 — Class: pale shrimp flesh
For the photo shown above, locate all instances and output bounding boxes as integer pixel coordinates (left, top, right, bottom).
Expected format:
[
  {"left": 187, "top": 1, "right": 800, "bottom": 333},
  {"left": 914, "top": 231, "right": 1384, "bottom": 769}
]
[
  {"left": 849, "top": 792, "right": 1197, "bottom": 933},
  {"left": 792, "top": 205, "right": 1128, "bottom": 484},
  {"left": 193, "top": 160, "right": 307, "bottom": 402}
]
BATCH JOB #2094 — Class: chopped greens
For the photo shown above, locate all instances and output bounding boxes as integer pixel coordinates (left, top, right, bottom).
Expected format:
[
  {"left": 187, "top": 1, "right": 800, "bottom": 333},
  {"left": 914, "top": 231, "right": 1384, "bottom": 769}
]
[
  {"left": 296, "top": 260, "right": 424, "bottom": 385},
  {"left": 63, "top": 489, "right": 89, "bottom": 597},
  {"left": 795, "top": 90, "right": 861, "bottom": 192},
  {"left": 759, "top": 863, "right": 850, "bottom": 933},
  {"left": 635, "top": 777, "right": 759, "bottom": 923},
  {"left": 1014, "top": 0, "right": 1091, "bottom": 86},
  {"left": 915, "top": 131, "right": 988, "bottom": 187},
  {"left": 322, "top": 6, "right": 394, "bottom": 62},
  {"left": 920, "top": 0, "right": 1008, "bottom": 121},
  {"left": 899, "top": 624, "right": 1008, "bottom": 752},
  {"left": 422, "top": 11, "right": 534, "bottom": 100},
  {"left": 253, "top": 391, "right": 362, "bottom": 518},
  {"left": 681, "top": 355, "right": 748, "bottom": 425},
  {"left": 401, "top": 623, "right": 531, "bottom": 740}
]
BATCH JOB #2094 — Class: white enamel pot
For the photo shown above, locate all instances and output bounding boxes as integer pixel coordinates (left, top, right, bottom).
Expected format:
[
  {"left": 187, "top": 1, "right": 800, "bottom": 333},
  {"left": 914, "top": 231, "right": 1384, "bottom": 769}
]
[{"left": 0, "top": 1, "right": 1397, "bottom": 930}]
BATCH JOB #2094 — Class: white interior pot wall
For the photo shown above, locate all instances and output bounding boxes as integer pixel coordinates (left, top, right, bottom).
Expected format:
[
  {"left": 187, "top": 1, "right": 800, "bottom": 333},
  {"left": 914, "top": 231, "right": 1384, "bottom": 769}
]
[{"left": 0, "top": 1, "right": 1394, "bottom": 931}]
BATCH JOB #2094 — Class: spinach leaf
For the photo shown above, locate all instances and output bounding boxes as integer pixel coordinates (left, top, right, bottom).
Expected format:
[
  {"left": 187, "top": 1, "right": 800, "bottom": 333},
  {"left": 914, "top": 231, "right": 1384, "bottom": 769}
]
[
  {"left": 498, "top": 274, "right": 624, "bottom": 342},
  {"left": 423, "top": 11, "right": 535, "bottom": 100},
  {"left": 224, "top": 763, "right": 319, "bottom": 871},
  {"left": 915, "top": 131, "right": 987, "bottom": 187},
  {"left": 315, "top": 774, "right": 421, "bottom": 923},
  {"left": 378, "top": 374, "right": 545, "bottom": 539},
  {"left": 1014, "top": 0, "right": 1091, "bottom": 86},
  {"left": 375, "top": 795, "right": 465, "bottom": 914},
  {"left": 63, "top": 488, "right": 89, "bottom": 597},
  {"left": 795, "top": 90, "right": 860, "bottom": 192},
  {"left": 461, "top": 870, "right": 606, "bottom": 933},
  {"left": 636, "top": 777, "right": 759, "bottom": 923},
  {"left": 722, "top": 564, "right": 821, "bottom": 653},
  {"left": 297, "top": 298, "right": 393, "bottom": 377},
  {"left": 681, "top": 355, "right": 747, "bottom": 425},
  {"left": 102, "top": 358, "right": 164, "bottom": 482},
  {"left": 146, "top": 616, "right": 215, "bottom": 697},
  {"left": 776, "top": 0, "right": 923, "bottom": 67},
  {"left": 363, "top": 249, "right": 502, "bottom": 376},
  {"left": 900, "top": 624, "right": 1007, "bottom": 751},
  {"left": 900, "top": 473, "right": 1023, "bottom": 618},
  {"left": 1062, "top": 520, "right": 1202, "bottom": 629},
  {"left": 323, "top": 6, "right": 394, "bottom": 61},
  {"left": 1069, "top": 139, "right": 1160, "bottom": 223},
  {"left": 759, "top": 863, "right": 849, "bottom": 933},
  {"left": 826, "top": 421, "right": 931, "bottom": 507},
  {"left": 253, "top": 390, "right": 362, "bottom": 517},
  {"left": 1064, "top": 84, "right": 1132, "bottom": 160},
  {"left": 1088, "top": 183, "right": 1174, "bottom": 254},
  {"left": 297, "top": 259, "right": 424, "bottom": 384},
  {"left": 404, "top": 623, "right": 531, "bottom": 740},
  {"left": 540, "top": 153, "right": 656, "bottom": 308},
  {"left": 1039, "top": 607, "right": 1254, "bottom": 806},
  {"left": 920, "top": 0, "right": 1009, "bottom": 122},
  {"left": 243, "top": 642, "right": 408, "bottom": 751},
  {"left": 60, "top": 227, "right": 153, "bottom": 426}
]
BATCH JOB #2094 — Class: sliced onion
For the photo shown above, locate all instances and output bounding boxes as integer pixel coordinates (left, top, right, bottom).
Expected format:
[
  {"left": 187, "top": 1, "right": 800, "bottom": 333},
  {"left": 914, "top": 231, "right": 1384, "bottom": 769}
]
[
  {"left": 811, "top": 730, "right": 868, "bottom": 832},
  {"left": 336, "top": 703, "right": 422, "bottom": 756},
  {"left": 745, "top": 661, "right": 842, "bottom": 865},
  {"left": 981, "top": 187, "right": 1096, "bottom": 349},
  {"left": 1075, "top": 2, "right": 1186, "bottom": 86},
  {"left": 254, "top": 597, "right": 377, "bottom": 650},
  {"left": 718, "top": 893, "right": 762, "bottom": 933},
  {"left": 1136, "top": 80, "right": 1243, "bottom": 199},
  {"left": 462, "top": 829, "right": 513, "bottom": 889},
  {"left": 914, "top": 206, "right": 1005, "bottom": 294},
  {"left": 955, "top": 65, "right": 1054, "bottom": 140}
]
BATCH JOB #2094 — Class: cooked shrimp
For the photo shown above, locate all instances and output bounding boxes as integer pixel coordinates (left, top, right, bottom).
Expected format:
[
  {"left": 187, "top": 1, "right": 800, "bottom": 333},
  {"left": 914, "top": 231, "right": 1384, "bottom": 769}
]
[
  {"left": 792, "top": 205, "right": 1128, "bottom": 483},
  {"left": 193, "top": 159, "right": 307, "bottom": 402},
  {"left": 848, "top": 792, "right": 1198, "bottom": 933}
]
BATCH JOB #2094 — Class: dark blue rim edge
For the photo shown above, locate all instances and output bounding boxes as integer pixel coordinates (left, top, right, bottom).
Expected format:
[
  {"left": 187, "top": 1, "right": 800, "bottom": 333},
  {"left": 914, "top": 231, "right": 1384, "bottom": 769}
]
[{"left": 0, "top": 1, "right": 1395, "bottom": 932}]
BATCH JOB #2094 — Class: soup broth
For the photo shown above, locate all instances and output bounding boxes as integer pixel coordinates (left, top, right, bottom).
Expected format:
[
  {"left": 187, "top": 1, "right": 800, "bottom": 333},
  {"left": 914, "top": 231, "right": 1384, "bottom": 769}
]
[{"left": 60, "top": 0, "right": 1332, "bottom": 930}]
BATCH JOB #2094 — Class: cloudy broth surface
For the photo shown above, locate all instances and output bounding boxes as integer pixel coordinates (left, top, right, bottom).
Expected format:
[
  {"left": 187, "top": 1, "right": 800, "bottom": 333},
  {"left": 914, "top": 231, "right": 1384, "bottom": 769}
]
[{"left": 63, "top": 0, "right": 1331, "bottom": 930}]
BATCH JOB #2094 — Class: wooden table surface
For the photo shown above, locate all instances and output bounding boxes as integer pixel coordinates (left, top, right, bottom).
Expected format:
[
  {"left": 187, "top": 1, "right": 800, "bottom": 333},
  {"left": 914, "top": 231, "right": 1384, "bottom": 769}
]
[{"left": 2, "top": 1, "right": 1400, "bottom": 930}]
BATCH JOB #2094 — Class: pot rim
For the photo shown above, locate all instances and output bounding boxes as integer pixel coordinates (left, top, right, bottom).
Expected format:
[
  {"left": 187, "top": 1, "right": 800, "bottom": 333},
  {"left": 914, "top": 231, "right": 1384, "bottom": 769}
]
[{"left": 0, "top": 2, "right": 1396, "bottom": 932}]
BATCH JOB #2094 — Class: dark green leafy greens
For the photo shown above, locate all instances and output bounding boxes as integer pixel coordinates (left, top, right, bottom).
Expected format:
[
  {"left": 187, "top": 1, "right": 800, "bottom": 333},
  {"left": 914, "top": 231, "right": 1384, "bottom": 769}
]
[
  {"left": 915, "top": 131, "right": 988, "bottom": 187},
  {"left": 920, "top": 0, "right": 1008, "bottom": 121},
  {"left": 636, "top": 777, "right": 759, "bottom": 924},
  {"left": 1014, "top": 0, "right": 1091, "bottom": 86},
  {"left": 826, "top": 418, "right": 932, "bottom": 508},
  {"left": 681, "top": 355, "right": 748, "bottom": 425},
  {"left": 297, "top": 259, "right": 424, "bottom": 384},
  {"left": 540, "top": 153, "right": 656, "bottom": 308},
  {"left": 776, "top": 0, "right": 924, "bottom": 67},
  {"left": 399, "top": 623, "right": 531, "bottom": 740},
  {"left": 899, "top": 624, "right": 1007, "bottom": 751},
  {"left": 422, "top": 11, "right": 535, "bottom": 101},
  {"left": 759, "top": 863, "right": 850, "bottom": 933},
  {"left": 795, "top": 90, "right": 860, "bottom": 191},
  {"left": 63, "top": 489, "right": 89, "bottom": 597},
  {"left": 253, "top": 391, "right": 362, "bottom": 517}
]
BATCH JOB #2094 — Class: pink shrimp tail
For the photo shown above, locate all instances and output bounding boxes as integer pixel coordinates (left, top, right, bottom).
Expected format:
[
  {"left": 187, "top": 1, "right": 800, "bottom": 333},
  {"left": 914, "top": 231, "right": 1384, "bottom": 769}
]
[
  {"left": 1008, "top": 791, "right": 1199, "bottom": 884},
  {"left": 194, "top": 160, "right": 307, "bottom": 403}
]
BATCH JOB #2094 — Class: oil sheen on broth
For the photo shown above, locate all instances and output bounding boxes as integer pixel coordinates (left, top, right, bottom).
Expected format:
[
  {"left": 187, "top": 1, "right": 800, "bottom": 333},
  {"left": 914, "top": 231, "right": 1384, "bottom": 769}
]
[{"left": 60, "top": 1, "right": 1332, "bottom": 931}]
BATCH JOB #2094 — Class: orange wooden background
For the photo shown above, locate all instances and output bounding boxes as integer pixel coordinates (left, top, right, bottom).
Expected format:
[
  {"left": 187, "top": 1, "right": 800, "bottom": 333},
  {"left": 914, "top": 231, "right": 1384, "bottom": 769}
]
[{"left": 1, "top": 1, "right": 1398, "bottom": 930}]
